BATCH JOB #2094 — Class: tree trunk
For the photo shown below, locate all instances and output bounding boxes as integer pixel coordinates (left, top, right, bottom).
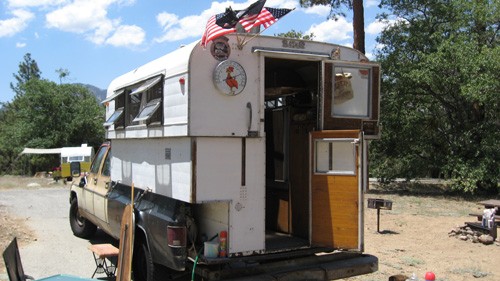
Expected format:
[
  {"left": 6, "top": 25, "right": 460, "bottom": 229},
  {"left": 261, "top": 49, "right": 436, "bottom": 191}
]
[{"left": 352, "top": 0, "right": 365, "bottom": 54}]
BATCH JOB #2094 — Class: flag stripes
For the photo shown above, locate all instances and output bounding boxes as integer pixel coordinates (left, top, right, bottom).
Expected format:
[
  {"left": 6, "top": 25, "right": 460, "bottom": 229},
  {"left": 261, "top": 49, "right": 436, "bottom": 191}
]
[
  {"left": 253, "top": 7, "right": 293, "bottom": 29},
  {"left": 200, "top": 0, "right": 293, "bottom": 47},
  {"left": 201, "top": 13, "right": 236, "bottom": 47}
]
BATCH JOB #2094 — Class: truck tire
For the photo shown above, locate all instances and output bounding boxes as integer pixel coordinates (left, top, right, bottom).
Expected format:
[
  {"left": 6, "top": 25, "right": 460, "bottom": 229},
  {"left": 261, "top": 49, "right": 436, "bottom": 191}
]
[
  {"left": 133, "top": 241, "right": 155, "bottom": 281},
  {"left": 69, "top": 198, "right": 97, "bottom": 238}
]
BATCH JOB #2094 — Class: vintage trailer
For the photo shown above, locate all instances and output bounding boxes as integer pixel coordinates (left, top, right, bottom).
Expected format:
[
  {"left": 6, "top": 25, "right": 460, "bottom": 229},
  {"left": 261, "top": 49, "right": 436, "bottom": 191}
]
[
  {"left": 59, "top": 144, "right": 94, "bottom": 181},
  {"left": 80, "top": 34, "right": 380, "bottom": 280}
]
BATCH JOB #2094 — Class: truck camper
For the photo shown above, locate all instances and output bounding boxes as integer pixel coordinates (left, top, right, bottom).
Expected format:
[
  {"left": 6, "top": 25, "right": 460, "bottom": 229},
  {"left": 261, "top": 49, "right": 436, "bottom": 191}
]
[{"left": 70, "top": 34, "right": 380, "bottom": 280}]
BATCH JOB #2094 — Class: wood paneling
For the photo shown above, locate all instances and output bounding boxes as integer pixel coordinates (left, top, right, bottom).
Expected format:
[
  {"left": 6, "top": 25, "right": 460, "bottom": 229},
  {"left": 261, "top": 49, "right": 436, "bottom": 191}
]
[{"left": 311, "top": 130, "right": 359, "bottom": 250}]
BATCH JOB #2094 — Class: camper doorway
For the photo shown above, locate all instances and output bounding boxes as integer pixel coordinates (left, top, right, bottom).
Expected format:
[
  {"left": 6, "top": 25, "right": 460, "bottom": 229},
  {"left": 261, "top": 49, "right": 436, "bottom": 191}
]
[{"left": 264, "top": 58, "right": 319, "bottom": 252}]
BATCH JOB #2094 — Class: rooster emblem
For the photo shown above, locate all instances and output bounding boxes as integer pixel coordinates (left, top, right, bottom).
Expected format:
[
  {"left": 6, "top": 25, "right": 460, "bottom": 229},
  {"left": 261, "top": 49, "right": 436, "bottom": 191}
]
[{"left": 225, "top": 66, "right": 239, "bottom": 94}]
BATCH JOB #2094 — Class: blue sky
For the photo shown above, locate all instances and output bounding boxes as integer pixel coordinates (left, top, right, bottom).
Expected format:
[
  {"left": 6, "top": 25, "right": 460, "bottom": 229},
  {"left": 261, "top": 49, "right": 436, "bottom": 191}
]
[{"left": 0, "top": 0, "right": 390, "bottom": 103}]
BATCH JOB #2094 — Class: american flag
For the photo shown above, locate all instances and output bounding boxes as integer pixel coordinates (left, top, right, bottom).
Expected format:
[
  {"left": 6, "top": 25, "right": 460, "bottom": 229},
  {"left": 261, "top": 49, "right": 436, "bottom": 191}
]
[
  {"left": 252, "top": 7, "right": 293, "bottom": 30},
  {"left": 201, "top": 12, "right": 236, "bottom": 47},
  {"left": 237, "top": 0, "right": 266, "bottom": 32}
]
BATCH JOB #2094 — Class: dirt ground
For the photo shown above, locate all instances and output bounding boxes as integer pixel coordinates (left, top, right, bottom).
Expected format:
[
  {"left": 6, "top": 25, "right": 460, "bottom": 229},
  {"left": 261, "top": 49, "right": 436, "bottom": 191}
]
[
  {"left": 0, "top": 176, "right": 54, "bottom": 250},
  {"left": 343, "top": 182, "right": 500, "bottom": 281},
  {"left": 1, "top": 176, "right": 499, "bottom": 281}
]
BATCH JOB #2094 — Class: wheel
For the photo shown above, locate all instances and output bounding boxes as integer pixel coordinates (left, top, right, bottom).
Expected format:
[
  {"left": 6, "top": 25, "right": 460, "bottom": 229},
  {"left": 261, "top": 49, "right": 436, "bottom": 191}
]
[
  {"left": 133, "top": 241, "right": 155, "bottom": 281},
  {"left": 69, "top": 198, "right": 97, "bottom": 238}
]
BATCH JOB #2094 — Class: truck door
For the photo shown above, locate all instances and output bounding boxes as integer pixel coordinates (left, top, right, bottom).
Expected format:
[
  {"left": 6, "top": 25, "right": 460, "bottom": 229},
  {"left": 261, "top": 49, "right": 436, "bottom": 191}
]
[
  {"left": 86, "top": 144, "right": 111, "bottom": 224},
  {"left": 310, "top": 130, "right": 361, "bottom": 250}
]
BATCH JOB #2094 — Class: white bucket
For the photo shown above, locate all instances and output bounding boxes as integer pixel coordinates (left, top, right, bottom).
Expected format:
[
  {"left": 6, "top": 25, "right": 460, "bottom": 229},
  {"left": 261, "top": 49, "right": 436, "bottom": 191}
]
[{"left": 204, "top": 241, "right": 219, "bottom": 258}]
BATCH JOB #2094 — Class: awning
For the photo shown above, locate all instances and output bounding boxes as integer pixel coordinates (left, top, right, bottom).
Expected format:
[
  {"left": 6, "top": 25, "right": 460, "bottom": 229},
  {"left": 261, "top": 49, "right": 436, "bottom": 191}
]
[
  {"left": 130, "top": 76, "right": 162, "bottom": 96},
  {"left": 20, "top": 148, "right": 62, "bottom": 155},
  {"left": 102, "top": 89, "right": 124, "bottom": 104}
]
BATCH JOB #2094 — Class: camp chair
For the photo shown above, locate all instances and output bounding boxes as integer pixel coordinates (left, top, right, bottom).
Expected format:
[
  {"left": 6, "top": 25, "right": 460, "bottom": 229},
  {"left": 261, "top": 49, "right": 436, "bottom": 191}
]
[
  {"left": 2, "top": 237, "right": 34, "bottom": 281},
  {"left": 3, "top": 238, "right": 95, "bottom": 281},
  {"left": 88, "top": 204, "right": 135, "bottom": 280},
  {"left": 89, "top": 185, "right": 135, "bottom": 281}
]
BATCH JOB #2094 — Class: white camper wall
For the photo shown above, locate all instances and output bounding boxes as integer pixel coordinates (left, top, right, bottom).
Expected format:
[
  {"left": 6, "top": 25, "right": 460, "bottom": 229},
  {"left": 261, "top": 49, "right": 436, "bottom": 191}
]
[
  {"left": 188, "top": 39, "right": 262, "bottom": 137},
  {"left": 195, "top": 137, "right": 265, "bottom": 254},
  {"left": 164, "top": 74, "right": 189, "bottom": 136},
  {"left": 110, "top": 138, "right": 193, "bottom": 202}
]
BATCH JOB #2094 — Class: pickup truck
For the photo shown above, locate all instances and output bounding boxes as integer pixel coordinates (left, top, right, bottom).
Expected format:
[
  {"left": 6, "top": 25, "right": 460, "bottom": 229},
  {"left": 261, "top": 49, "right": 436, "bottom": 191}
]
[
  {"left": 69, "top": 142, "right": 377, "bottom": 281},
  {"left": 69, "top": 142, "right": 189, "bottom": 281}
]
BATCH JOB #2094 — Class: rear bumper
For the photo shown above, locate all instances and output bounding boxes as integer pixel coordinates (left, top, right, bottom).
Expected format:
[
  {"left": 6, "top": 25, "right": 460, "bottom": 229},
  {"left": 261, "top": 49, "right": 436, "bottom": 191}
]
[{"left": 194, "top": 252, "right": 378, "bottom": 280}]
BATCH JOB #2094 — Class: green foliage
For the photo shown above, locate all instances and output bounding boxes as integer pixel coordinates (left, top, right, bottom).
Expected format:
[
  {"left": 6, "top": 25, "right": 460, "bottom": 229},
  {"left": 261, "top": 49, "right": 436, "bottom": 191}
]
[
  {"left": 275, "top": 29, "right": 315, "bottom": 40},
  {"left": 0, "top": 54, "right": 105, "bottom": 175},
  {"left": 371, "top": 0, "right": 499, "bottom": 193},
  {"left": 9, "top": 53, "right": 41, "bottom": 97}
]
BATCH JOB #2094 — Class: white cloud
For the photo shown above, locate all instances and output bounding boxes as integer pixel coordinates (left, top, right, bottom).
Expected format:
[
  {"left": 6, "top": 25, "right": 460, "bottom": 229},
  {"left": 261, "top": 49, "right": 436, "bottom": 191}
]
[
  {"left": 44, "top": 0, "right": 144, "bottom": 47},
  {"left": 302, "top": 4, "right": 330, "bottom": 17},
  {"left": 106, "top": 24, "right": 145, "bottom": 47},
  {"left": 7, "top": 0, "right": 68, "bottom": 8},
  {"left": 45, "top": 0, "right": 110, "bottom": 33},
  {"left": 266, "top": 0, "right": 298, "bottom": 9},
  {"left": 87, "top": 19, "right": 118, "bottom": 45},
  {"left": 153, "top": 2, "right": 225, "bottom": 43},
  {"left": 0, "top": 9, "right": 34, "bottom": 37},
  {"left": 305, "top": 17, "right": 352, "bottom": 42},
  {"left": 154, "top": 14, "right": 206, "bottom": 43},
  {"left": 156, "top": 12, "right": 179, "bottom": 31},
  {"left": 365, "top": 0, "right": 379, "bottom": 8},
  {"left": 16, "top": 42, "right": 26, "bottom": 48},
  {"left": 366, "top": 18, "right": 406, "bottom": 35},
  {"left": 153, "top": 0, "right": 299, "bottom": 43},
  {"left": 366, "top": 19, "right": 386, "bottom": 35}
]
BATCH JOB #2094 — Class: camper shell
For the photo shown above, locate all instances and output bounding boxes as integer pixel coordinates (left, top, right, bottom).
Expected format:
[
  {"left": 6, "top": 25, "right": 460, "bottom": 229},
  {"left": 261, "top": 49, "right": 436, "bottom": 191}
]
[{"left": 73, "top": 34, "right": 380, "bottom": 280}]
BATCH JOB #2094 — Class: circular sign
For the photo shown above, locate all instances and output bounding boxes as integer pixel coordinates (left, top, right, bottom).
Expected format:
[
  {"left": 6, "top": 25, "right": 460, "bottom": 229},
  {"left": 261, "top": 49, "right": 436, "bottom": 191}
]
[
  {"left": 213, "top": 60, "right": 247, "bottom": 96},
  {"left": 210, "top": 36, "right": 231, "bottom": 61}
]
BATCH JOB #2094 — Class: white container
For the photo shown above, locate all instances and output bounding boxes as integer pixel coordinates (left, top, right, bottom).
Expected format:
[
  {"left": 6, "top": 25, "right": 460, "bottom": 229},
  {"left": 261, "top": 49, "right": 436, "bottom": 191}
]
[{"left": 204, "top": 241, "right": 219, "bottom": 258}]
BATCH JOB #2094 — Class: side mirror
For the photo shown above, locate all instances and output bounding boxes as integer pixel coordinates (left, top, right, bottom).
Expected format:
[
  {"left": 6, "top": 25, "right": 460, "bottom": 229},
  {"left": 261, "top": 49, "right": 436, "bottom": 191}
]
[
  {"left": 78, "top": 176, "right": 87, "bottom": 188},
  {"left": 70, "top": 162, "right": 81, "bottom": 177}
]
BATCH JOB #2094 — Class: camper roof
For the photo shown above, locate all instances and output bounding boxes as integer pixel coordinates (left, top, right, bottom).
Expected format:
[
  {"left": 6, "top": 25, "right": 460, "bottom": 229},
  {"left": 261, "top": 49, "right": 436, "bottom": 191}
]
[
  {"left": 60, "top": 145, "right": 93, "bottom": 157},
  {"left": 106, "top": 40, "right": 198, "bottom": 96}
]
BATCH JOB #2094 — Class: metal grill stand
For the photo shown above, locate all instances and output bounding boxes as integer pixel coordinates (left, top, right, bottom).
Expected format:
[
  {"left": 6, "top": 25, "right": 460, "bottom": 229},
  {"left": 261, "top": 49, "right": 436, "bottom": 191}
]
[{"left": 367, "top": 198, "right": 393, "bottom": 233}]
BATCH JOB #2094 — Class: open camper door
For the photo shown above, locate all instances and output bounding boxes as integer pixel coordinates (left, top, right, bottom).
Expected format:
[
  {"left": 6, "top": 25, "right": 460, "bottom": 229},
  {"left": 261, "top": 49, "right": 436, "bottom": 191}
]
[{"left": 310, "top": 130, "right": 362, "bottom": 250}]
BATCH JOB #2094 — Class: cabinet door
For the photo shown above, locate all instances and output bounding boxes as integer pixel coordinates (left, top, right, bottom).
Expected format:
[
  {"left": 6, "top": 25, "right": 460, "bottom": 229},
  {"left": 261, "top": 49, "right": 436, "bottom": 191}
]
[{"left": 310, "top": 130, "right": 361, "bottom": 250}]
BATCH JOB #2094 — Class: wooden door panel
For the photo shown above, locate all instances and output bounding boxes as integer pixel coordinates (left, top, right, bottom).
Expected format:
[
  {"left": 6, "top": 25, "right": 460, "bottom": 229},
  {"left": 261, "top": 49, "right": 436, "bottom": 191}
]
[{"left": 311, "top": 130, "right": 360, "bottom": 250}]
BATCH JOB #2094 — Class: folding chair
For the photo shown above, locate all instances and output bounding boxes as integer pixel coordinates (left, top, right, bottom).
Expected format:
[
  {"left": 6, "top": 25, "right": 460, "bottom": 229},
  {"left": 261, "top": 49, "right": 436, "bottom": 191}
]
[
  {"left": 2, "top": 237, "right": 34, "bottom": 281},
  {"left": 88, "top": 243, "right": 119, "bottom": 278}
]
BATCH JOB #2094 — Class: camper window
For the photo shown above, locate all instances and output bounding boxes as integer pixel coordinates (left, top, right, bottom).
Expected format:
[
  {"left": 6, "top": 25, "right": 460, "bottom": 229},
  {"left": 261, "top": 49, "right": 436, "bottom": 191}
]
[
  {"left": 133, "top": 98, "right": 162, "bottom": 122},
  {"left": 102, "top": 89, "right": 124, "bottom": 104},
  {"left": 331, "top": 65, "right": 371, "bottom": 118},
  {"left": 127, "top": 75, "right": 163, "bottom": 126},
  {"left": 104, "top": 107, "right": 124, "bottom": 127},
  {"left": 314, "top": 139, "right": 356, "bottom": 175},
  {"left": 69, "top": 156, "right": 84, "bottom": 162}
]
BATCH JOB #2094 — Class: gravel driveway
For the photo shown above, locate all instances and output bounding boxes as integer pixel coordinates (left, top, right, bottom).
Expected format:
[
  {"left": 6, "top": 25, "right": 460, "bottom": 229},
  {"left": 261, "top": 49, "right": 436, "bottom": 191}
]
[{"left": 0, "top": 187, "right": 116, "bottom": 280}]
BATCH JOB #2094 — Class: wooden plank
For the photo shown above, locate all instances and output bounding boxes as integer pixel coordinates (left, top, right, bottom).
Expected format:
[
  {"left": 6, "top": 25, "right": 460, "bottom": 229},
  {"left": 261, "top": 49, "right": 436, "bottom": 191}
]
[{"left": 116, "top": 186, "right": 134, "bottom": 281}]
